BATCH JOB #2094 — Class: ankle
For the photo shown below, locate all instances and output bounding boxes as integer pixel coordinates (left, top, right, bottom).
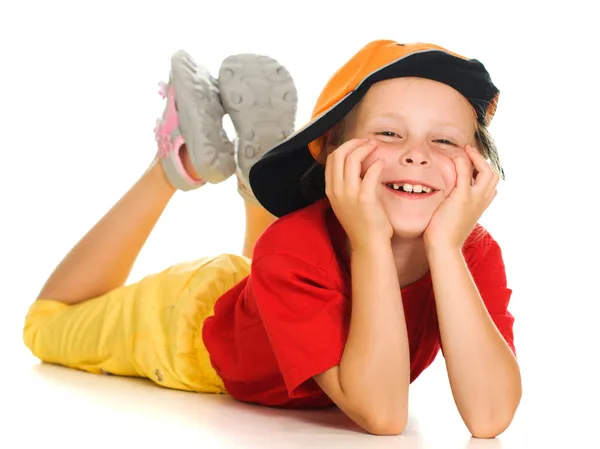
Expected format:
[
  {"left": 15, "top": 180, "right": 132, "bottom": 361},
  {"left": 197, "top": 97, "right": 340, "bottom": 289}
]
[{"left": 146, "top": 160, "right": 177, "bottom": 195}]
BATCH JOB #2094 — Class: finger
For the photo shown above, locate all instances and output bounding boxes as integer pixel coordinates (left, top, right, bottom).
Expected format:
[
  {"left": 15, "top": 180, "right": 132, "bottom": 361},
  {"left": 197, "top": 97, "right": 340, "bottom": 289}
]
[
  {"left": 484, "top": 188, "right": 498, "bottom": 210},
  {"left": 344, "top": 140, "right": 379, "bottom": 193},
  {"left": 477, "top": 163, "right": 500, "bottom": 198},
  {"left": 327, "top": 137, "right": 370, "bottom": 165},
  {"left": 360, "top": 157, "right": 385, "bottom": 201},
  {"left": 466, "top": 145, "right": 495, "bottom": 191},
  {"left": 451, "top": 153, "right": 472, "bottom": 193},
  {"left": 487, "top": 170, "right": 500, "bottom": 198},
  {"left": 328, "top": 138, "right": 369, "bottom": 196}
]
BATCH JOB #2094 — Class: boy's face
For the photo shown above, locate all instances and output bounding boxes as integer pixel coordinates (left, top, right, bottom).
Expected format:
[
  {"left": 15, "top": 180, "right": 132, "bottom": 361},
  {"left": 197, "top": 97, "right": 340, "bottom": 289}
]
[{"left": 346, "top": 77, "right": 477, "bottom": 239}]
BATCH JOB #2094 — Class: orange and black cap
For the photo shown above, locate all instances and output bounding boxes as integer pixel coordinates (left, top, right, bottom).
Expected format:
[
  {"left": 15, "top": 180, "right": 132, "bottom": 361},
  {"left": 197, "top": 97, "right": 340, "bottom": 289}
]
[{"left": 249, "top": 40, "right": 500, "bottom": 217}]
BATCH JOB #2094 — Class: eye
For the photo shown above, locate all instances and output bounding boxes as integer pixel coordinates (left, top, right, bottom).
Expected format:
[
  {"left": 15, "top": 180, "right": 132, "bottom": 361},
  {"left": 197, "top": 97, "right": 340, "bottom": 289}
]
[
  {"left": 376, "top": 131, "right": 401, "bottom": 138},
  {"left": 434, "top": 139, "right": 456, "bottom": 146}
]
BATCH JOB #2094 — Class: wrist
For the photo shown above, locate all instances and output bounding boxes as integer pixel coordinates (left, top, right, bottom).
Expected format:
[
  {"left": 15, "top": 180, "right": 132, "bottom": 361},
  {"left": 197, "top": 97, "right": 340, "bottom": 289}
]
[
  {"left": 425, "top": 241, "right": 463, "bottom": 260},
  {"left": 349, "top": 235, "right": 392, "bottom": 256}
]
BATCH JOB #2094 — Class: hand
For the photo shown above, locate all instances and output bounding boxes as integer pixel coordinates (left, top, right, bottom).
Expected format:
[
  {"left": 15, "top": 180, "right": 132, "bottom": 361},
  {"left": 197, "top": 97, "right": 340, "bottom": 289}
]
[
  {"left": 325, "top": 139, "right": 393, "bottom": 250},
  {"left": 424, "top": 145, "right": 500, "bottom": 251}
]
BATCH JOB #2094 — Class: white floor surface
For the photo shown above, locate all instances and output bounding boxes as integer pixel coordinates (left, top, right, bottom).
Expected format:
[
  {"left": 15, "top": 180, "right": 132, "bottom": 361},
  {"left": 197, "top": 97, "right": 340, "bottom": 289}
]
[{"left": 4, "top": 327, "right": 598, "bottom": 448}]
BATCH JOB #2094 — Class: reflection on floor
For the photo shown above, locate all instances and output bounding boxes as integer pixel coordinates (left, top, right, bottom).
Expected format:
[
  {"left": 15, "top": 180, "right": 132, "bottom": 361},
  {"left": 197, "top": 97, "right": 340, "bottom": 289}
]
[{"left": 6, "top": 348, "right": 596, "bottom": 449}]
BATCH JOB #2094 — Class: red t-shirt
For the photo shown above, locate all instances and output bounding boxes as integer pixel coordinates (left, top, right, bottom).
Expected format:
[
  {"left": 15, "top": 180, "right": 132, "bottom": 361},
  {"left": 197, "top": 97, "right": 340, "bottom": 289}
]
[{"left": 202, "top": 199, "right": 515, "bottom": 408}]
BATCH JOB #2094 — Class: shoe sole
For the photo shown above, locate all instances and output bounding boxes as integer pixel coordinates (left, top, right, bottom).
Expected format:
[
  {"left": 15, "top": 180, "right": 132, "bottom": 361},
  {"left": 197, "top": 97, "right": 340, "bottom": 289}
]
[
  {"left": 218, "top": 54, "right": 297, "bottom": 185},
  {"left": 170, "top": 50, "right": 235, "bottom": 184}
]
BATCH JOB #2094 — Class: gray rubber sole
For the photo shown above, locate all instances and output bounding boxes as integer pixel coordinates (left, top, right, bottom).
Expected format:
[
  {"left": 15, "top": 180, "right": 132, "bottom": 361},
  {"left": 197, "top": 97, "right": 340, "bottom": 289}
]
[
  {"left": 169, "top": 50, "right": 235, "bottom": 184},
  {"left": 218, "top": 54, "right": 297, "bottom": 186}
]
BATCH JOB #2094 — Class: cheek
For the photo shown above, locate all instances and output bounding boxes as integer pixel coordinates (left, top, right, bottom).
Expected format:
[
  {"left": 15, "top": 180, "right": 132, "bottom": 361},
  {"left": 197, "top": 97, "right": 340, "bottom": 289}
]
[{"left": 433, "top": 152, "right": 458, "bottom": 192}]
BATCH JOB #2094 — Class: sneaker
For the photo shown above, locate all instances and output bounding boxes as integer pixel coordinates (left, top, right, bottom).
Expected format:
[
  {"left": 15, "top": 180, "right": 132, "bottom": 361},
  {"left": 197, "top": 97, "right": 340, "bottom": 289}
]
[
  {"left": 155, "top": 50, "right": 235, "bottom": 190},
  {"left": 218, "top": 54, "right": 297, "bottom": 203}
]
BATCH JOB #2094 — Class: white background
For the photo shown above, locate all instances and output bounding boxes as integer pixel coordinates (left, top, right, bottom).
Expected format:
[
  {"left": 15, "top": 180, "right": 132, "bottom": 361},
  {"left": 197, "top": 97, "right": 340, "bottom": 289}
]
[{"left": 1, "top": 0, "right": 598, "bottom": 447}]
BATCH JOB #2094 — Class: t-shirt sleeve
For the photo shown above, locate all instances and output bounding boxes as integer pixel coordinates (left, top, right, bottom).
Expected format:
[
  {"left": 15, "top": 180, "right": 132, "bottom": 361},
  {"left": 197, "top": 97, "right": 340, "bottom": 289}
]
[
  {"left": 249, "top": 254, "right": 349, "bottom": 398},
  {"left": 469, "top": 236, "right": 517, "bottom": 356}
]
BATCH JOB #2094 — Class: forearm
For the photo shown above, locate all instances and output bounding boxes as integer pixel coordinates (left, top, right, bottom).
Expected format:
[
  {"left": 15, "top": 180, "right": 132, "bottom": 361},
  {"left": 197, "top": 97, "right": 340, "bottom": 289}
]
[
  {"left": 340, "top": 240, "right": 410, "bottom": 424},
  {"left": 428, "top": 246, "right": 521, "bottom": 437}
]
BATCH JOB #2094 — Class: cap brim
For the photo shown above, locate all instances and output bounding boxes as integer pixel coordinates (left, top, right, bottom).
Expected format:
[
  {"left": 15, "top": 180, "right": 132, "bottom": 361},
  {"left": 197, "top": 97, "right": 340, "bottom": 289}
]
[{"left": 249, "top": 49, "right": 499, "bottom": 218}]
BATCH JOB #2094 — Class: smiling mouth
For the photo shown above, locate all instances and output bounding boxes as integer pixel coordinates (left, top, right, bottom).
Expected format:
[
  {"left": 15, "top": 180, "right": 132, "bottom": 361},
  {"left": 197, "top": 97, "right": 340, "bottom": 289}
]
[{"left": 384, "top": 182, "right": 438, "bottom": 195}]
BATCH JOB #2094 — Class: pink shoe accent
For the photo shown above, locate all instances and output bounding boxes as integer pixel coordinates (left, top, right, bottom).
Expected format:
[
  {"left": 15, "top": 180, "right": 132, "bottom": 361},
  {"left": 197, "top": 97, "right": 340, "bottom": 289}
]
[
  {"left": 154, "top": 84, "right": 181, "bottom": 158},
  {"left": 172, "top": 135, "right": 204, "bottom": 186},
  {"left": 154, "top": 80, "right": 205, "bottom": 187},
  {"left": 158, "top": 81, "right": 168, "bottom": 99}
]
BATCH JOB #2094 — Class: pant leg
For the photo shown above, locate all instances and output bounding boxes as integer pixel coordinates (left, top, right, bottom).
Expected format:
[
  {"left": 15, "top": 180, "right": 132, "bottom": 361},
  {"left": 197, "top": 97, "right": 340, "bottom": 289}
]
[
  {"left": 24, "top": 289, "right": 141, "bottom": 378},
  {"left": 23, "top": 254, "right": 251, "bottom": 392},
  {"left": 22, "top": 258, "right": 213, "bottom": 384}
]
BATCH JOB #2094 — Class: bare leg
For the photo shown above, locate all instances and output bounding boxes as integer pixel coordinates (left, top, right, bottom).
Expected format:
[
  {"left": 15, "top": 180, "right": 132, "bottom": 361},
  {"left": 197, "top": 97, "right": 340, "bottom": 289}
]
[
  {"left": 38, "top": 150, "right": 195, "bottom": 305},
  {"left": 242, "top": 200, "right": 277, "bottom": 258},
  {"left": 37, "top": 144, "right": 277, "bottom": 305},
  {"left": 38, "top": 49, "right": 292, "bottom": 305}
]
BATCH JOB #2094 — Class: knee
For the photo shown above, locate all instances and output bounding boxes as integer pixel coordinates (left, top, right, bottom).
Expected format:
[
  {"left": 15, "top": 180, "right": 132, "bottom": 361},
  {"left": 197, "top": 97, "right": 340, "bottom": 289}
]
[
  {"left": 22, "top": 301, "right": 44, "bottom": 355},
  {"left": 22, "top": 299, "right": 67, "bottom": 357}
]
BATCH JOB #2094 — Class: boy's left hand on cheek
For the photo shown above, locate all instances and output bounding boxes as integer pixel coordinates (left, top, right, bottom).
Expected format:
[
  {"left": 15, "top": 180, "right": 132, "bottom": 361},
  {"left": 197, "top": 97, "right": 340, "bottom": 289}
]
[{"left": 424, "top": 145, "right": 500, "bottom": 251}]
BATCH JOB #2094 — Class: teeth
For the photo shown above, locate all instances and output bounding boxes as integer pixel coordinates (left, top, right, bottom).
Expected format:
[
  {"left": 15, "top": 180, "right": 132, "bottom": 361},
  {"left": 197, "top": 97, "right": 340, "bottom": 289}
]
[{"left": 386, "top": 183, "right": 433, "bottom": 193}]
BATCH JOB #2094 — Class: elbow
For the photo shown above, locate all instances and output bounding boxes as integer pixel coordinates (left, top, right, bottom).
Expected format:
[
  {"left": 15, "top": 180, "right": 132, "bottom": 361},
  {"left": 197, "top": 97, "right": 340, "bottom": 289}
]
[
  {"left": 466, "top": 383, "right": 521, "bottom": 439},
  {"left": 351, "top": 391, "right": 408, "bottom": 436},
  {"left": 360, "top": 409, "right": 408, "bottom": 436},
  {"left": 467, "top": 410, "right": 516, "bottom": 439},
  {"left": 469, "top": 422, "right": 508, "bottom": 439}
]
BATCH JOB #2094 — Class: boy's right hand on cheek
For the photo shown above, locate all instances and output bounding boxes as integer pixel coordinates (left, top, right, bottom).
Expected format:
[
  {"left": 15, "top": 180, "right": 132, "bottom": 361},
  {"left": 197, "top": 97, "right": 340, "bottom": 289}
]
[{"left": 325, "top": 138, "right": 393, "bottom": 251}]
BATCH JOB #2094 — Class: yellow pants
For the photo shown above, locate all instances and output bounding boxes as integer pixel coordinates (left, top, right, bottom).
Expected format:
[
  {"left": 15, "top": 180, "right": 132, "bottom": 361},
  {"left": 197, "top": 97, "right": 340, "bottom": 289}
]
[{"left": 23, "top": 254, "right": 251, "bottom": 393}]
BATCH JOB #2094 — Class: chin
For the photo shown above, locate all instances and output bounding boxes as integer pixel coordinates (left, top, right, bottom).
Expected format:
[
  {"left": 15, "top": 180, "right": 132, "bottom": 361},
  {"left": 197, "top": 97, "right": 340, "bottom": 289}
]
[
  {"left": 389, "top": 217, "right": 429, "bottom": 240},
  {"left": 383, "top": 196, "right": 437, "bottom": 240},
  {"left": 391, "top": 225, "right": 426, "bottom": 240},
  {"left": 386, "top": 208, "right": 432, "bottom": 240}
]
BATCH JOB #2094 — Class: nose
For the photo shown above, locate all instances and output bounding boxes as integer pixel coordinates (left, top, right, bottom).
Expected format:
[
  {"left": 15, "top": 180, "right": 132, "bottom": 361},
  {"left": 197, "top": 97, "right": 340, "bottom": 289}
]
[{"left": 399, "top": 144, "right": 431, "bottom": 167}]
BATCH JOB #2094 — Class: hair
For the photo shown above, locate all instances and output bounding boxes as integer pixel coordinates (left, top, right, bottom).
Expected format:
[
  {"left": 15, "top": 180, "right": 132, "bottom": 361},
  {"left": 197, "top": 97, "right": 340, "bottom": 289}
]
[{"left": 300, "top": 98, "right": 504, "bottom": 203}]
